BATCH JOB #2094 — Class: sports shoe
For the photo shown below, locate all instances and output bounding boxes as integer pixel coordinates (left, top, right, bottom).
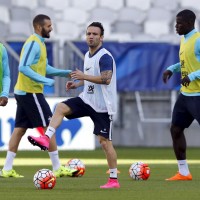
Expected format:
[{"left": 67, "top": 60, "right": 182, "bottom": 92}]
[
  {"left": 0, "top": 169, "right": 24, "bottom": 178},
  {"left": 28, "top": 135, "right": 50, "bottom": 151},
  {"left": 100, "top": 178, "right": 120, "bottom": 189},
  {"left": 53, "top": 166, "right": 78, "bottom": 178},
  {"left": 166, "top": 172, "right": 192, "bottom": 181},
  {"left": 106, "top": 169, "right": 121, "bottom": 174}
]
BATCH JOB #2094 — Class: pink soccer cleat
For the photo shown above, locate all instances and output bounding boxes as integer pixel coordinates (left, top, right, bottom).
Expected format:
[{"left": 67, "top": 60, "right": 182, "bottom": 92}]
[
  {"left": 100, "top": 178, "right": 120, "bottom": 189},
  {"left": 28, "top": 135, "right": 50, "bottom": 151}
]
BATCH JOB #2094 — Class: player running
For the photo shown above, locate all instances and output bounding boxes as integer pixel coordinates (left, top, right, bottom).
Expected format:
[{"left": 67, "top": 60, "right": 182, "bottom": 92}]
[{"left": 0, "top": 14, "right": 77, "bottom": 178}]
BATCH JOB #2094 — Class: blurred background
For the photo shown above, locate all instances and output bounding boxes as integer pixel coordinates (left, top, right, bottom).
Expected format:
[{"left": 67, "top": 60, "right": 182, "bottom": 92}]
[{"left": 1, "top": 0, "right": 200, "bottom": 150}]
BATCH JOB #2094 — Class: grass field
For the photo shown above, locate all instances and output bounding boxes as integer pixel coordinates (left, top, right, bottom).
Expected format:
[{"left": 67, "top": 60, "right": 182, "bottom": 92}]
[{"left": 1, "top": 147, "right": 200, "bottom": 200}]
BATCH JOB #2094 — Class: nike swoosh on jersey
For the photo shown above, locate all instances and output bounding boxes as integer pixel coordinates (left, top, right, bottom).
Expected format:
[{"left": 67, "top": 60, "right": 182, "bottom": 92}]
[{"left": 85, "top": 67, "right": 91, "bottom": 71}]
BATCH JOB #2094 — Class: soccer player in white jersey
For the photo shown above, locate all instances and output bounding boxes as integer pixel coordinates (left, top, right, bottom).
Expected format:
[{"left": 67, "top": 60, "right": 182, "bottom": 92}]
[{"left": 28, "top": 22, "right": 120, "bottom": 189}]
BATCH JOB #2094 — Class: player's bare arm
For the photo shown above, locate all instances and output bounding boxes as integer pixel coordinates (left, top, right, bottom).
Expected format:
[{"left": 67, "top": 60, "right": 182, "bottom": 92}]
[
  {"left": 66, "top": 80, "right": 84, "bottom": 91},
  {"left": 100, "top": 70, "right": 112, "bottom": 85},
  {"left": 71, "top": 69, "right": 112, "bottom": 85}
]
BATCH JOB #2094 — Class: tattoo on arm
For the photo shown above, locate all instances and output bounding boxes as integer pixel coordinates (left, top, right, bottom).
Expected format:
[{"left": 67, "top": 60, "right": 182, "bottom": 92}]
[{"left": 101, "top": 70, "right": 112, "bottom": 84}]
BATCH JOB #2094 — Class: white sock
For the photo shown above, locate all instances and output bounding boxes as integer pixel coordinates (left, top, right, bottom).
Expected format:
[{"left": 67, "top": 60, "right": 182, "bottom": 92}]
[
  {"left": 48, "top": 150, "right": 61, "bottom": 171},
  {"left": 178, "top": 160, "right": 190, "bottom": 176},
  {"left": 109, "top": 168, "right": 117, "bottom": 179},
  {"left": 45, "top": 126, "right": 55, "bottom": 139},
  {"left": 3, "top": 151, "right": 16, "bottom": 171}
]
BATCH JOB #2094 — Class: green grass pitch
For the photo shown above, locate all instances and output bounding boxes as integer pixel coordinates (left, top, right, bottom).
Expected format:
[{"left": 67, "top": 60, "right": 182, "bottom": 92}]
[{"left": 1, "top": 147, "right": 200, "bottom": 200}]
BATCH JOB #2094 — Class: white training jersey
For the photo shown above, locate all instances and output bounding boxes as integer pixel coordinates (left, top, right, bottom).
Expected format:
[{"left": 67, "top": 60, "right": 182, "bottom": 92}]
[{"left": 79, "top": 48, "right": 117, "bottom": 115}]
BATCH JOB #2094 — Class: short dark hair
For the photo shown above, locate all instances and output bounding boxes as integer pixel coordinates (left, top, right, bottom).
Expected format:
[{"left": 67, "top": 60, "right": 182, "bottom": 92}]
[
  {"left": 87, "top": 22, "right": 104, "bottom": 36},
  {"left": 177, "top": 9, "right": 196, "bottom": 24},
  {"left": 33, "top": 14, "right": 50, "bottom": 27}
]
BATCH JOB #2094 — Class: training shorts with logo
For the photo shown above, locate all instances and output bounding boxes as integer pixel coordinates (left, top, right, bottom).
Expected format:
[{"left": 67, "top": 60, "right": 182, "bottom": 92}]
[{"left": 62, "top": 97, "right": 113, "bottom": 140}]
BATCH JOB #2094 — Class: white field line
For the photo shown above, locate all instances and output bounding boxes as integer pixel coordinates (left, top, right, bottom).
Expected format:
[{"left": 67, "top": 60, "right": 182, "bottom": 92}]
[{"left": 1, "top": 158, "right": 200, "bottom": 166}]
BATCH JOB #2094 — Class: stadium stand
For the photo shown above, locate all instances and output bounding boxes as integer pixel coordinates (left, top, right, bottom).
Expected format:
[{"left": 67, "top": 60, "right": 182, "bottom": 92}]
[
  {"left": 0, "top": 21, "right": 8, "bottom": 38},
  {"left": 0, "top": 0, "right": 12, "bottom": 8},
  {"left": 11, "top": 0, "right": 38, "bottom": 9},
  {"left": 126, "top": 0, "right": 151, "bottom": 11},
  {"left": 90, "top": 7, "right": 118, "bottom": 24},
  {"left": 0, "top": 6, "right": 10, "bottom": 23},
  {"left": 152, "top": 0, "right": 178, "bottom": 11},
  {"left": 10, "top": 7, "right": 32, "bottom": 21},
  {"left": 112, "top": 21, "right": 142, "bottom": 37},
  {"left": 55, "top": 21, "right": 80, "bottom": 44},
  {"left": 32, "top": 7, "right": 55, "bottom": 21},
  {"left": 72, "top": 0, "right": 97, "bottom": 11},
  {"left": 144, "top": 20, "right": 170, "bottom": 38},
  {"left": 63, "top": 8, "right": 88, "bottom": 25},
  {"left": 99, "top": 0, "right": 124, "bottom": 11},
  {"left": 7, "top": 21, "right": 32, "bottom": 40},
  {"left": 43, "top": 0, "right": 70, "bottom": 11},
  {"left": 180, "top": 0, "right": 200, "bottom": 11},
  {"left": 118, "top": 7, "right": 146, "bottom": 24},
  {"left": 0, "top": 0, "right": 198, "bottom": 42}
]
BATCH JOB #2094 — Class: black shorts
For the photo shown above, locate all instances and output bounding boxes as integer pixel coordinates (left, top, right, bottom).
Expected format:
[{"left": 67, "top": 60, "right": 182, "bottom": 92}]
[
  {"left": 62, "top": 97, "right": 113, "bottom": 140},
  {"left": 14, "top": 93, "right": 52, "bottom": 128},
  {"left": 172, "top": 93, "right": 200, "bottom": 128}
]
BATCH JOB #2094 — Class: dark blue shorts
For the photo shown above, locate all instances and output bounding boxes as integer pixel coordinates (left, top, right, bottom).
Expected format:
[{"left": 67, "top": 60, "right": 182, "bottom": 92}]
[
  {"left": 14, "top": 93, "right": 52, "bottom": 128},
  {"left": 62, "top": 97, "right": 113, "bottom": 140},
  {"left": 172, "top": 93, "right": 200, "bottom": 128}
]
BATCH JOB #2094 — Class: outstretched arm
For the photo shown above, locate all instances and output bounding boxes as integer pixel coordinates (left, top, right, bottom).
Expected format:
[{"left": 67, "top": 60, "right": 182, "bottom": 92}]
[
  {"left": 71, "top": 53, "right": 114, "bottom": 85},
  {"left": 46, "top": 63, "right": 72, "bottom": 77},
  {"left": 71, "top": 69, "right": 112, "bottom": 85},
  {"left": 19, "top": 41, "right": 54, "bottom": 86},
  {"left": 19, "top": 65, "right": 55, "bottom": 86},
  {"left": 66, "top": 80, "right": 84, "bottom": 91}
]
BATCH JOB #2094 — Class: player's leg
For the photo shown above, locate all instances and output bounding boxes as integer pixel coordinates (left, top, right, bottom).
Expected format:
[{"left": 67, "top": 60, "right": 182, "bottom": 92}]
[
  {"left": 91, "top": 113, "right": 120, "bottom": 188},
  {"left": 27, "top": 94, "right": 53, "bottom": 150},
  {"left": 170, "top": 124, "right": 186, "bottom": 160},
  {"left": 166, "top": 94, "right": 193, "bottom": 181},
  {"left": 99, "top": 136, "right": 120, "bottom": 188},
  {"left": 28, "top": 102, "right": 72, "bottom": 150},
  {"left": 8, "top": 127, "right": 27, "bottom": 153},
  {"left": 50, "top": 102, "right": 72, "bottom": 130},
  {"left": 28, "top": 97, "right": 85, "bottom": 150},
  {"left": 0, "top": 127, "right": 26, "bottom": 178},
  {"left": 166, "top": 124, "right": 191, "bottom": 179},
  {"left": 98, "top": 136, "right": 117, "bottom": 169},
  {"left": 28, "top": 97, "right": 82, "bottom": 177},
  {"left": 0, "top": 94, "right": 31, "bottom": 178}
]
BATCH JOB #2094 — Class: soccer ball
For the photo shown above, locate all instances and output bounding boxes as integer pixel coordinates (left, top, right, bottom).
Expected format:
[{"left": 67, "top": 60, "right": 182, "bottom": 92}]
[
  {"left": 66, "top": 158, "right": 85, "bottom": 177},
  {"left": 129, "top": 161, "right": 150, "bottom": 180},
  {"left": 33, "top": 169, "right": 56, "bottom": 189}
]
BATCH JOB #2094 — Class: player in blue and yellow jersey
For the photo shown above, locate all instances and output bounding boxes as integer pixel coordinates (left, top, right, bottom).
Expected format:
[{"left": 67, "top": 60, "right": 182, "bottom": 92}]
[
  {"left": 0, "top": 43, "right": 10, "bottom": 107},
  {"left": 163, "top": 9, "right": 200, "bottom": 181},
  {"left": 0, "top": 14, "right": 77, "bottom": 178}
]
